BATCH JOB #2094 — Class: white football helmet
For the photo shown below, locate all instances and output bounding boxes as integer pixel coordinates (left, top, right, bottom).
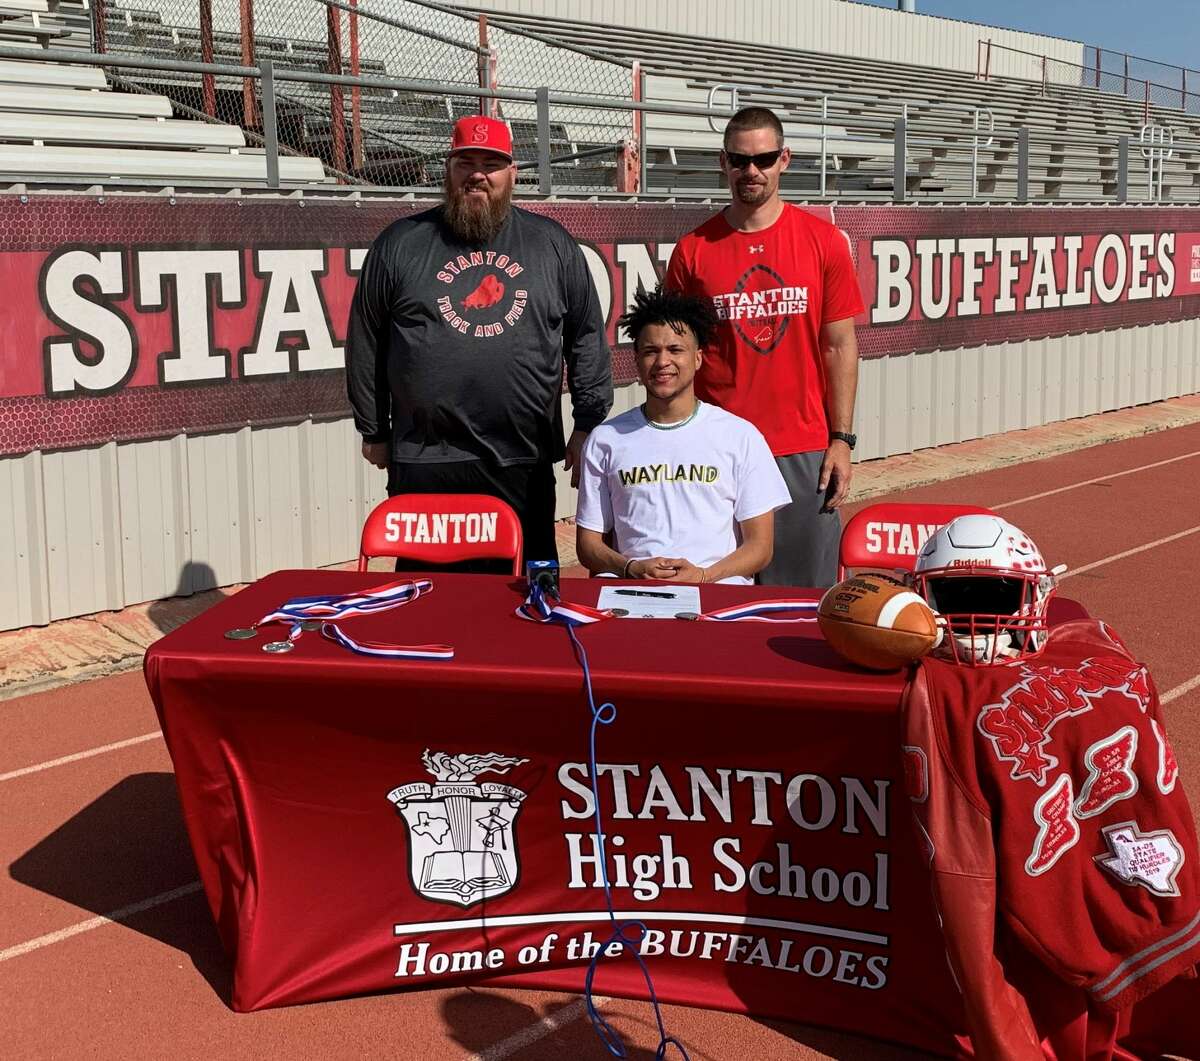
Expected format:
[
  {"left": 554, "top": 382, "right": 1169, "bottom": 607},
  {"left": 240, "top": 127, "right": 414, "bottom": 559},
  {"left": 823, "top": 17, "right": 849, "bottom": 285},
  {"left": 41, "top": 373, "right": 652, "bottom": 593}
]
[{"left": 911, "top": 514, "right": 1058, "bottom": 666}]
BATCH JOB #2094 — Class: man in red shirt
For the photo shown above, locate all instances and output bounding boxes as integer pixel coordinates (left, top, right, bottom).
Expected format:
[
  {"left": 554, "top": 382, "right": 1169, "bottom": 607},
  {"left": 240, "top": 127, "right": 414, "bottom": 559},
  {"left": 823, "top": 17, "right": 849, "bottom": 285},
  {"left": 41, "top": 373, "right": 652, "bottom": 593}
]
[{"left": 665, "top": 106, "right": 864, "bottom": 587}]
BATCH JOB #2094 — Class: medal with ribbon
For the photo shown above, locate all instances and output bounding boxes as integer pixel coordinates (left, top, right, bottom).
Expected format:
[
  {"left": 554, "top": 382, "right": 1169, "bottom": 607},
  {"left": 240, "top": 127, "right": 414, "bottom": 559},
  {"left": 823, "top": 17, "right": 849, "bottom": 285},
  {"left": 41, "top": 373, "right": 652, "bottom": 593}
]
[
  {"left": 515, "top": 580, "right": 624, "bottom": 626},
  {"left": 225, "top": 578, "right": 454, "bottom": 659}
]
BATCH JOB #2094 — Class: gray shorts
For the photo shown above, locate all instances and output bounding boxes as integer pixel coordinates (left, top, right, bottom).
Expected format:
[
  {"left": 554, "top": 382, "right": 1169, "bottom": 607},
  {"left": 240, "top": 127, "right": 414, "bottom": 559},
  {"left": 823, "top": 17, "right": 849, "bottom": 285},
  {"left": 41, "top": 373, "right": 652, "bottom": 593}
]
[{"left": 757, "top": 450, "right": 842, "bottom": 589}]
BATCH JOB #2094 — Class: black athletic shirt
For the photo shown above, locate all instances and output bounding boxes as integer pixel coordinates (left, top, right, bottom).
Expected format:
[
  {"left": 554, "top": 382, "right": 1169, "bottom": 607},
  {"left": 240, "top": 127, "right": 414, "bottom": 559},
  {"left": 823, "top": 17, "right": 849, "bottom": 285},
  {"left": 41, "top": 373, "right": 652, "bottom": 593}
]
[{"left": 346, "top": 205, "right": 612, "bottom": 465}]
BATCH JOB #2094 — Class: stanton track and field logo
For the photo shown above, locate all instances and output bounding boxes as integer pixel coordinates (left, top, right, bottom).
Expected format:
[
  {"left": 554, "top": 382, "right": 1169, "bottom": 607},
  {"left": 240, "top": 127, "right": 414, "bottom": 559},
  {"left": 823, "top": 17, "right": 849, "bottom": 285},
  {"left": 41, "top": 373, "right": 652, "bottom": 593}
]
[
  {"left": 711, "top": 263, "right": 809, "bottom": 355},
  {"left": 387, "top": 749, "right": 528, "bottom": 908},
  {"left": 435, "top": 251, "right": 529, "bottom": 339}
]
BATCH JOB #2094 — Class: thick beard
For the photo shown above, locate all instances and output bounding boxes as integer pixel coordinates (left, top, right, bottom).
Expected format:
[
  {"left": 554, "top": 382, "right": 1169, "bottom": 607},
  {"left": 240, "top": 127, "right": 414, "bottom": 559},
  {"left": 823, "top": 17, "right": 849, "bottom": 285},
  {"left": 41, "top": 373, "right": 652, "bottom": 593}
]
[{"left": 442, "top": 178, "right": 513, "bottom": 244}]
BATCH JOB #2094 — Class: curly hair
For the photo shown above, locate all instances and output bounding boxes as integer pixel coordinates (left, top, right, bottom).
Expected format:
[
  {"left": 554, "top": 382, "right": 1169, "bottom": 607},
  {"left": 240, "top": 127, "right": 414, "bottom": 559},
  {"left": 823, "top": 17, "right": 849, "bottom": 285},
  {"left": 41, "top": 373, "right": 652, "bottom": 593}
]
[{"left": 618, "top": 284, "right": 718, "bottom": 350}]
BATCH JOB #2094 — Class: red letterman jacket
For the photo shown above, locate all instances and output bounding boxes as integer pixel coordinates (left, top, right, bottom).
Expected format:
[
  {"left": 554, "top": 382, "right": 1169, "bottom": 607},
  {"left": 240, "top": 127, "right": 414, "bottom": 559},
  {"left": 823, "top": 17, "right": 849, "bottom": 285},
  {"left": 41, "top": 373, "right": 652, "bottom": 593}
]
[{"left": 902, "top": 619, "right": 1200, "bottom": 1060}]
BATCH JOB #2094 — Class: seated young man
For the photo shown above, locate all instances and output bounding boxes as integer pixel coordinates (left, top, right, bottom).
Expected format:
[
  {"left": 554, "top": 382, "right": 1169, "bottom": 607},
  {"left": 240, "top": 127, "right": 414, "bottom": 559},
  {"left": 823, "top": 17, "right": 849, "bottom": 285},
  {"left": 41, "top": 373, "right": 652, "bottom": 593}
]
[{"left": 575, "top": 286, "right": 790, "bottom": 584}]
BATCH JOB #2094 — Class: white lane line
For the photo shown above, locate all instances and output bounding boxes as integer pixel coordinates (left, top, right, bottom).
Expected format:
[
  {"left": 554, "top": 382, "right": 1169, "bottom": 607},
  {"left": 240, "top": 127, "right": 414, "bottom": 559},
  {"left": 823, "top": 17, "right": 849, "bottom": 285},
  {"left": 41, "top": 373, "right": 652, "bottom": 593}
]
[
  {"left": 466, "top": 996, "right": 611, "bottom": 1061},
  {"left": 1163, "top": 674, "right": 1200, "bottom": 705},
  {"left": 0, "top": 881, "right": 203, "bottom": 963},
  {"left": 1059, "top": 526, "right": 1200, "bottom": 581},
  {"left": 993, "top": 449, "right": 1200, "bottom": 511},
  {"left": 0, "top": 731, "right": 162, "bottom": 782}
]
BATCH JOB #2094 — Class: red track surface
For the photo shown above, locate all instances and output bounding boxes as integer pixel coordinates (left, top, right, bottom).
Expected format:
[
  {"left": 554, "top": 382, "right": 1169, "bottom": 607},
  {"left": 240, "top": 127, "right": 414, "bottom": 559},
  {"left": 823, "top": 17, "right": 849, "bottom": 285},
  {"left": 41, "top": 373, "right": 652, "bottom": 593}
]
[{"left": 3, "top": 424, "right": 1199, "bottom": 1061}]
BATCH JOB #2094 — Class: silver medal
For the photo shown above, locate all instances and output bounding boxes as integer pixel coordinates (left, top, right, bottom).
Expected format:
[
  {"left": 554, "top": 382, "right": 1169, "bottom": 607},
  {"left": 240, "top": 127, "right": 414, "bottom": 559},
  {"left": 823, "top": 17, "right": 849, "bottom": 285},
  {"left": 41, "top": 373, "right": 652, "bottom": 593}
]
[
  {"left": 609, "top": 608, "right": 629, "bottom": 618},
  {"left": 674, "top": 612, "right": 700, "bottom": 621},
  {"left": 262, "top": 640, "right": 295, "bottom": 654},
  {"left": 299, "top": 620, "right": 323, "bottom": 632},
  {"left": 224, "top": 627, "right": 258, "bottom": 640}
]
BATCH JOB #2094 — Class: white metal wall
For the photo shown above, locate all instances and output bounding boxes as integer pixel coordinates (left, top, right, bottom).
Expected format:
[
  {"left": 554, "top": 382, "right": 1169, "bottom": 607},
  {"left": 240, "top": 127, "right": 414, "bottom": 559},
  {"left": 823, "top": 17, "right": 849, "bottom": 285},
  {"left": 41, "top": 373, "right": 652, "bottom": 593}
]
[
  {"left": 1, "top": 418, "right": 387, "bottom": 630},
  {"left": 4, "top": 320, "right": 1198, "bottom": 631},
  {"left": 855, "top": 319, "right": 1200, "bottom": 459},
  {"left": 466, "top": 0, "right": 1085, "bottom": 75}
]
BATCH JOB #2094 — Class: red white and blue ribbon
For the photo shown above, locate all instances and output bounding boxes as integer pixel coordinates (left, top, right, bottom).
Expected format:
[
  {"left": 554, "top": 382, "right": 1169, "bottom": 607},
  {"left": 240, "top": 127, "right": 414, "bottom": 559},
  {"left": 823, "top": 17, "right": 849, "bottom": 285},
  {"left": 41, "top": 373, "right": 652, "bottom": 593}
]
[
  {"left": 320, "top": 622, "right": 455, "bottom": 660},
  {"left": 515, "top": 582, "right": 615, "bottom": 627},
  {"left": 256, "top": 579, "right": 454, "bottom": 659},
  {"left": 257, "top": 578, "right": 434, "bottom": 629},
  {"left": 694, "top": 599, "right": 820, "bottom": 623}
]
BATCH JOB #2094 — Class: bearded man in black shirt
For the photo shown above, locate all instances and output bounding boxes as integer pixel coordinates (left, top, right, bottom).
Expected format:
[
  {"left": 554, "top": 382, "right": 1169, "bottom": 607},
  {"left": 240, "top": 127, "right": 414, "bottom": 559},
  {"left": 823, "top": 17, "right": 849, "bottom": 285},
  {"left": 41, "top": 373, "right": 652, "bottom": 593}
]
[{"left": 347, "top": 116, "right": 613, "bottom": 567}]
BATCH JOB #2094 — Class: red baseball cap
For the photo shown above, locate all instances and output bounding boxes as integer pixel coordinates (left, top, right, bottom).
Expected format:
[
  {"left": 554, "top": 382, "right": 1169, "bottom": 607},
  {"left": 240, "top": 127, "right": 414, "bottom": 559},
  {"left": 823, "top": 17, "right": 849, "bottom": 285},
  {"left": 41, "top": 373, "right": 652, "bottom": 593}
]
[{"left": 448, "top": 116, "right": 513, "bottom": 161}]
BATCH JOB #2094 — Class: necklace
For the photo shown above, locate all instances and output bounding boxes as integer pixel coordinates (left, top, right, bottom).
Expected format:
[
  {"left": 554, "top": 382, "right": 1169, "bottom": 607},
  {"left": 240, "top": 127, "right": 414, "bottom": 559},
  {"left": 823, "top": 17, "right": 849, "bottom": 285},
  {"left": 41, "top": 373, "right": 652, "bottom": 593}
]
[{"left": 643, "top": 400, "right": 701, "bottom": 431}]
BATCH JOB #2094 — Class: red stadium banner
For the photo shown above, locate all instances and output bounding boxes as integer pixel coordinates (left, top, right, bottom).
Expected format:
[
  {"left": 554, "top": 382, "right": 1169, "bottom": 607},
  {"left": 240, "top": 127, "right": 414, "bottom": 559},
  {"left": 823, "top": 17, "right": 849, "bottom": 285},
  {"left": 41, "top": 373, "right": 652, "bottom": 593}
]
[
  {"left": 845, "top": 207, "right": 1200, "bottom": 357},
  {"left": 2, "top": 196, "right": 1199, "bottom": 455}
]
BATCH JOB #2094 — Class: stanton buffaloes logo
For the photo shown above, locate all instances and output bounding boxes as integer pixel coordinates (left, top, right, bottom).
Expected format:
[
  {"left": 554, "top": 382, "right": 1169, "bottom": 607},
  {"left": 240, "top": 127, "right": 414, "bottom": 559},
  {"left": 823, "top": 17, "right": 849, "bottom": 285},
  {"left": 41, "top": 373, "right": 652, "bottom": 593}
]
[
  {"left": 711, "top": 264, "right": 809, "bottom": 355},
  {"left": 387, "top": 749, "right": 528, "bottom": 908},
  {"left": 435, "top": 250, "right": 528, "bottom": 339}
]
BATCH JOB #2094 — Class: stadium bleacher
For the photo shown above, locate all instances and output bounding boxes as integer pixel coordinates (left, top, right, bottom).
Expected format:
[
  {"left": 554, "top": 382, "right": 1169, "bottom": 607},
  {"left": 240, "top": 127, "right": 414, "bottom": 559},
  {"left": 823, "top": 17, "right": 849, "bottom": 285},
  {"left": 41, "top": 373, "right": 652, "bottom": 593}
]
[
  {"left": 0, "top": 1, "right": 1196, "bottom": 198},
  {"left": 0, "top": 2, "right": 329, "bottom": 189},
  {"left": 460, "top": 4, "right": 1200, "bottom": 201},
  {"left": 94, "top": 1, "right": 462, "bottom": 185},
  {"left": 92, "top": 0, "right": 625, "bottom": 190},
  {"left": 0, "top": 9, "right": 71, "bottom": 48}
]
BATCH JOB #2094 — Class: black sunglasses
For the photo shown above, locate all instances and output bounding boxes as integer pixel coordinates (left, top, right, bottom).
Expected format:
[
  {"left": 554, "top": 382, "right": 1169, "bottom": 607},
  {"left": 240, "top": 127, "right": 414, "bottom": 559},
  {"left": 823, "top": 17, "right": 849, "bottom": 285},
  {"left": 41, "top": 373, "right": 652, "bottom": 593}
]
[{"left": 724, "top": 149, "right": 784, "bottom": 170}]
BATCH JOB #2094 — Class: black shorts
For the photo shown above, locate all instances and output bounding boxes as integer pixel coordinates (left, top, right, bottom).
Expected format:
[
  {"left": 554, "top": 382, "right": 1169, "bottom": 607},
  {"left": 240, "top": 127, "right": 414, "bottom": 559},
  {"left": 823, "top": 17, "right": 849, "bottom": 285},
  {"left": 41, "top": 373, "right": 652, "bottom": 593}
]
[{"left": 386, "top": 459, "right": 557, "bottom": 574}]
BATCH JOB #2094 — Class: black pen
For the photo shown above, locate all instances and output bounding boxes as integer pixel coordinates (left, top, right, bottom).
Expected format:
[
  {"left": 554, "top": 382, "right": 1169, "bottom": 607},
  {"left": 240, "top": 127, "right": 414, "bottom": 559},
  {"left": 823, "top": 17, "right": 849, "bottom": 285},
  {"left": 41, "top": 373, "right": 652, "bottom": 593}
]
[{"left": 614, "top": 589, "right": 676, "bottom": 599}]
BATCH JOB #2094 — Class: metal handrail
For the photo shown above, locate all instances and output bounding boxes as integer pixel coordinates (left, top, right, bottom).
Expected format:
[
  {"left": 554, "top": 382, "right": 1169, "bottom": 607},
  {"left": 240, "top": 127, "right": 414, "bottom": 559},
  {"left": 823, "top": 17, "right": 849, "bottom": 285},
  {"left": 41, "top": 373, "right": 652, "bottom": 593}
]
[
  {"left": 704, "top": 83, "right": 734, "bottom": 133},
  {"left": 8, "top": 43, "right": 1198, "bottom": 153},
  {"left": 1139, "top": 123, "right": 1175, "bottom": 202},
  {"left": 971, "top": 106, "right": 995, "bottom": 198},
  {"left": 319, "top": 0, "right": 486, "bottom": 56},
  {"left": 388, "top": 0, "right": 635, "bottom": 70},
  {"left": 978, "top": 37, "right": 1196, "bottom": 116},
  {"left": 701, "top": 79, "right": 1008, "bottom": 123},
  {"left": 1139, "top": 123, "right": 1176, "bottom": 160}
]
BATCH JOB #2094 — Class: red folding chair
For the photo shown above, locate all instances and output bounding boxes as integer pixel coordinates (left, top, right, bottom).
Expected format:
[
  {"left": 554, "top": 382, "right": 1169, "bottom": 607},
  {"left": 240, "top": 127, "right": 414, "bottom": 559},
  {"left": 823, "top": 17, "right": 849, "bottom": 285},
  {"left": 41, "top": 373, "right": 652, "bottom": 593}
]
[
  {"left": 838, "top": 502, "right": 996, "bottom": 581},
  {"left": 358, "top": 493, "right": 524, "bottom": 575}
]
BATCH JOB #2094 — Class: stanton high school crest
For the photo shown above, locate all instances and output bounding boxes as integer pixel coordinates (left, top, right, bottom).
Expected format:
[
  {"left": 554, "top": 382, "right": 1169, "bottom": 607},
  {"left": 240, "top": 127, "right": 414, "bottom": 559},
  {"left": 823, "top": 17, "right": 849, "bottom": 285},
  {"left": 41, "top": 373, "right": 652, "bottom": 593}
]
[{"left": 387, "top": 749, "right": 528, "bottom": 908}]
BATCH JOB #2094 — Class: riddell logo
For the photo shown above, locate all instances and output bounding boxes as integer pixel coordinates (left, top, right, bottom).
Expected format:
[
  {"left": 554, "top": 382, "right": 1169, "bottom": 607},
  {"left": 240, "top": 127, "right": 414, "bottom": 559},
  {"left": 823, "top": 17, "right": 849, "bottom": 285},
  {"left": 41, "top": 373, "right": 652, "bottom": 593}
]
[{"left": 977, "top": 656, "right": 1152, "bottom": 786}]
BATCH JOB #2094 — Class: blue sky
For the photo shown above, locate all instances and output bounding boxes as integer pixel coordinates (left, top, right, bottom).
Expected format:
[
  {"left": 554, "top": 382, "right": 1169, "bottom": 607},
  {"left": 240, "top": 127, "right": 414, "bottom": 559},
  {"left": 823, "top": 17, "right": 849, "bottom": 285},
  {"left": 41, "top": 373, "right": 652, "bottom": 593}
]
[{"left": 853, "top": 0, "right": 1200, "bottom": 72}]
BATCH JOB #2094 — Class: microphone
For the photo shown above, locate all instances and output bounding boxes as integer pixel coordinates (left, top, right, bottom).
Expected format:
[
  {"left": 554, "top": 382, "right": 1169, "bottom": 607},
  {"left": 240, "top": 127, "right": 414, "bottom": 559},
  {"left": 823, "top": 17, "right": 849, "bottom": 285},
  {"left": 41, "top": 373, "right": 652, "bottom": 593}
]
[{"left": 525, "top": 559, "right": 559, "bottom": 597}]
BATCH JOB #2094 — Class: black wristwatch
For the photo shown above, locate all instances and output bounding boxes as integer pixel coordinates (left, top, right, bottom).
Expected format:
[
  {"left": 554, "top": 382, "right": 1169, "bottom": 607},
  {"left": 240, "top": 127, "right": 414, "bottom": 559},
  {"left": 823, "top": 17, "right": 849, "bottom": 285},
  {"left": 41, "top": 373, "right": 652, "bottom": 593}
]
[{"left": 829, "top": 431, "right": 857, "bottom": 450}]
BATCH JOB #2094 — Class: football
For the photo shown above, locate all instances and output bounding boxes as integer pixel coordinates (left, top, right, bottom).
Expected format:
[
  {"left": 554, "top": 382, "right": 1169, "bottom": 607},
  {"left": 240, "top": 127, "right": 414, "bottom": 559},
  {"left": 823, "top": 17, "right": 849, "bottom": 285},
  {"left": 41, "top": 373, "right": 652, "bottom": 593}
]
[{"left": 818, "top": 573, "right": 940, "bottom": 671}]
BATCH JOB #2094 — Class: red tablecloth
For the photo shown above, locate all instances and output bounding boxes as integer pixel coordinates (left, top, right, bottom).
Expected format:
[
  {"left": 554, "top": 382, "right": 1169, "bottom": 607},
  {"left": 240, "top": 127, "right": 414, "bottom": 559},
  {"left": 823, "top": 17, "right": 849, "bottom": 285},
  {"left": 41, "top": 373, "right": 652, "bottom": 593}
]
[{"left": 145, "top": 571, "right": 968, "bottom": 1053}]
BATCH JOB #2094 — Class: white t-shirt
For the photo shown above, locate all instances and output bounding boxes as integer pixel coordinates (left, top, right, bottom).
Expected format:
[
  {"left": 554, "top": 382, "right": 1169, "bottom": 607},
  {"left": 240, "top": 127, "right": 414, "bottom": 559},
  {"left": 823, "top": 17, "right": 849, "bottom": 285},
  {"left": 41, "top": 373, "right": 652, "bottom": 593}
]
[{"left": 575, "top": 401, "right": 791, "bottom": 585}]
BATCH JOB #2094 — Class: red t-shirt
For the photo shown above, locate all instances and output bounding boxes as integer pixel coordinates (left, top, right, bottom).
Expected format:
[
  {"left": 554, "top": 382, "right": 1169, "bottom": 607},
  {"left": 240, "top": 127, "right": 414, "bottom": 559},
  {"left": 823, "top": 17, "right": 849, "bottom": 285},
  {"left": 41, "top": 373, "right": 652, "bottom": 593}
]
[{"left": 665, "top": 204, "right": 865, "bottom": 456}]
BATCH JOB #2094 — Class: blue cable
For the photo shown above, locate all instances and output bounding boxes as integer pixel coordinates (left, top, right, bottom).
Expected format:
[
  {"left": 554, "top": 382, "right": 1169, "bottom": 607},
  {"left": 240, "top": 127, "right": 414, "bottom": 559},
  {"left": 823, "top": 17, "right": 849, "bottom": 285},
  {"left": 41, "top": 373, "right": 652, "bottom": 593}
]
[{"left": 566, "top": 625, "right": 690, "bottom": 1061}]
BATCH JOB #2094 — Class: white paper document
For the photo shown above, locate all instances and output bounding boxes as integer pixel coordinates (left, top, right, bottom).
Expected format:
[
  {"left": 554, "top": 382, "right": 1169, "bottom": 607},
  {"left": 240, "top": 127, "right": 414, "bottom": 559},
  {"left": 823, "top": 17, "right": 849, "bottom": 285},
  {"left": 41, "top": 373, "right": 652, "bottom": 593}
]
[{"left": 596, "top": 585, "right": 702, "bottom": 619}]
